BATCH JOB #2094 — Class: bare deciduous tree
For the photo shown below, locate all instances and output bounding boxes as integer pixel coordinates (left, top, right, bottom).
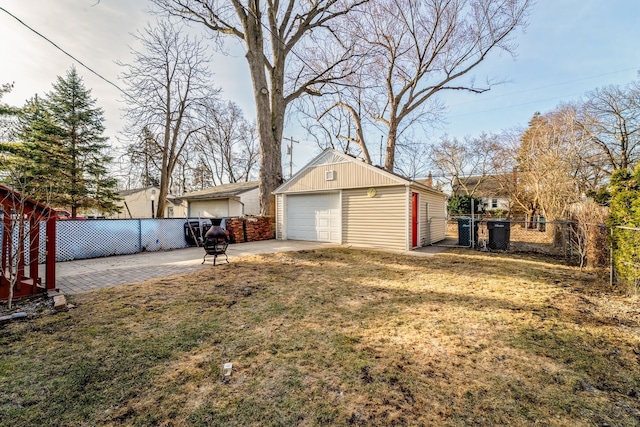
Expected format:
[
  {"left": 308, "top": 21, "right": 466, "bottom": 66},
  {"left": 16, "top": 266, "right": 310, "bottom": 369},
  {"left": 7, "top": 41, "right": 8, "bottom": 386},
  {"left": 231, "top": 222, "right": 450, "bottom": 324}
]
[
  {"left": 192, "top": 100, "right": 259, "bottom": 186},
  {"left": 427, "top": 133, "right": 501, "bottom": 194},
  {"left": 119, "top": 20, "right": 218, "bottom": 217},
  {"left": 308, "top": 0, "right": 531, "bottom": 172},
  {"left": 517, "top": 109, "right": 585, "bottom": 221},
  {"left": 569, "top": 199, "right": 608, "bottom": 270},
  {"left": 491, "top": 105, "right": 609, "bottom": 222},
  {"left": 1, "top": 190, "right": 30, "bottom": 309},
  {"left": 576, "top": 82, "right": 640, "bottom": 174},
  {"left": 123, "top": 126, "right": 162, "bottom": 189},
  {"left": 395, "top": 141, "right": 431, "bottom": 180},
  {"left": 0, "top": 169, "right": 56, "bottom": 309},
  {"left": 297, "top": 65, "right": 377, "bottom": 163},
  {"left": 151, "top": 0, "right": 369, "bottom": 215}
]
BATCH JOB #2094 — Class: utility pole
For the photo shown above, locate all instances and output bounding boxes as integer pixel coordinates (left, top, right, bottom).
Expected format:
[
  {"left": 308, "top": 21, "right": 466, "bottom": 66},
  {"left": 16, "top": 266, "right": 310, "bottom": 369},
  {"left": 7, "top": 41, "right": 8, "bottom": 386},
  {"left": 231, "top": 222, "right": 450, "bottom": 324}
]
[{"left": 284, "top": 136, "right": 299, "bottom": 179}]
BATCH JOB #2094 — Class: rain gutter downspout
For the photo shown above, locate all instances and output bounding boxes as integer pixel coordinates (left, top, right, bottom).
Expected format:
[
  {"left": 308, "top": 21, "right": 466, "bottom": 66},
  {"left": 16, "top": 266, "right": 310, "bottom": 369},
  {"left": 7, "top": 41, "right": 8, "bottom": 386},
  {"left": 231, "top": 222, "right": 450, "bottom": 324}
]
[
  {"left": 234, "top": 197, "right": 245, "bottom": 216},
  {"left": 406, "top": 184, "right": 411, "bottom": 251}
]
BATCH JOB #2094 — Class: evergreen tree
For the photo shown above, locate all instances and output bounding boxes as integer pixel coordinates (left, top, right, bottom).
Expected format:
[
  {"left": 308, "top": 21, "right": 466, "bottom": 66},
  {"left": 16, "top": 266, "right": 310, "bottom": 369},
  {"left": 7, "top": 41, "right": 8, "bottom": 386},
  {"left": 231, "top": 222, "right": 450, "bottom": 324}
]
[
  {"left": 0, "top": 86, "right": 44, "bottom": 188},
  {"left": 1, "top": 69, "right": 120, "bottom": 215},
  {"left": 0, "top": 83, "right": 15, "bottom": 116},
  {"left": 42, "top": 66, "right": 120, "bottom": 216},
  {"left": 7, "top": 95, "right": 65, "bottom": 199},
  {"left": 447, "top": 195, "right": 483, "bottom": 215},
  {"left": 0, "top": 83, "right": 19, "bottom": 144}
]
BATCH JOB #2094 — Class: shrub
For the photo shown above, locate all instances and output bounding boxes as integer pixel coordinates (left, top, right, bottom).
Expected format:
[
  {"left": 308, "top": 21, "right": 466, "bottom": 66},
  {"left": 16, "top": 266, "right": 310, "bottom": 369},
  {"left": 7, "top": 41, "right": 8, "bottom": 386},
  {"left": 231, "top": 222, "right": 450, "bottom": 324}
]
[
  {"left": 608, "top": 167, "right": 640, "bottom": 293},
  {"left": 568, "top": 200, "right": 608, "bottom": 270},
  {"left": 447, "top": 195, "right": 483, "bottom": 215}
]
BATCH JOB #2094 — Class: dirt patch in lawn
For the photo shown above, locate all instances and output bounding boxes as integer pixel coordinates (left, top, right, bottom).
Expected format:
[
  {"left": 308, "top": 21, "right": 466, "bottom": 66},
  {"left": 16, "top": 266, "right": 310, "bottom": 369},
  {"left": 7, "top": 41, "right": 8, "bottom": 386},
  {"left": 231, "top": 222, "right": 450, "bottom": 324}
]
[
  {"left": 0, "top": 294, "right": 55, "bottom": 319},
  {"left": 1, "top": 248, "right": 639, "bottom": 426}
]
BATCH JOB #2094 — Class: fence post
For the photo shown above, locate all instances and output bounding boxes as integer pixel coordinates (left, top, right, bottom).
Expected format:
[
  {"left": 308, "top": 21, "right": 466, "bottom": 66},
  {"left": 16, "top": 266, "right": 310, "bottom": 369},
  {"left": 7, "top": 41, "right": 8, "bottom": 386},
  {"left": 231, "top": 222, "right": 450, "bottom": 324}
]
[
  {"left": 470, "top": 199, "right": 476, "bottom": 249},
  {"left": 610, "top": 227, "right": 614, "bottom": 287},
  {"left": 138, "top": 219, "right": 142, "bottom": 252}
]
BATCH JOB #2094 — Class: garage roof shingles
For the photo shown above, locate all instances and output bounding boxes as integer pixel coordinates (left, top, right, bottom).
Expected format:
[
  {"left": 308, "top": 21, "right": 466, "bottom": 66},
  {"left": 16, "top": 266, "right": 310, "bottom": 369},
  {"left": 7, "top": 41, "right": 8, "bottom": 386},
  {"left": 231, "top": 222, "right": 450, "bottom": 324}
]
[{"left": 181, "top": 181, "right": 259, "bottom": 201}]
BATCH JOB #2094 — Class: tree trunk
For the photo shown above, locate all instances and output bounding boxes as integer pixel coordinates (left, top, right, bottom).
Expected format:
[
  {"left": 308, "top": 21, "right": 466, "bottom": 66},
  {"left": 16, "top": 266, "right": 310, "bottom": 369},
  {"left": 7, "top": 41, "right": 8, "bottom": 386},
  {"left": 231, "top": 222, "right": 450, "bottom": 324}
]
[
  {"left": 157, "top": 92, "right": 172, "bottom": 218},
  {"left": 384, "top": 118, "right": 399, "bottom": 172},
  {"left": 244, "top": 14, "right": 283, "bottom": 216},
  {"left": 157, "top": 173, "right": 168, "bottom": 218}
]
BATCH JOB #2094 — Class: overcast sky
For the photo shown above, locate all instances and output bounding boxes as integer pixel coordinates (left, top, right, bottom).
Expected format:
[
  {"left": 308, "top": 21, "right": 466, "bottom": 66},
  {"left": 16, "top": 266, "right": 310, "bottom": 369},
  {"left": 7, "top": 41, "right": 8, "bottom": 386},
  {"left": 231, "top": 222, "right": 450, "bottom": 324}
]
[{"left": 1, "top": 0, "right": 639, "bottom": 173}]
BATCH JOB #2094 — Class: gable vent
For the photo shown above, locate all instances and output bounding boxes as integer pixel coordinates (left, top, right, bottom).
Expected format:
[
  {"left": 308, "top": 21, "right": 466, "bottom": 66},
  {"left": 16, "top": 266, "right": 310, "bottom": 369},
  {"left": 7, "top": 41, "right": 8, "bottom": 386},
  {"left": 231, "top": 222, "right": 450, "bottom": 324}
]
[{"left": 325, "top": 170, "right": 336, "bottom": 181}]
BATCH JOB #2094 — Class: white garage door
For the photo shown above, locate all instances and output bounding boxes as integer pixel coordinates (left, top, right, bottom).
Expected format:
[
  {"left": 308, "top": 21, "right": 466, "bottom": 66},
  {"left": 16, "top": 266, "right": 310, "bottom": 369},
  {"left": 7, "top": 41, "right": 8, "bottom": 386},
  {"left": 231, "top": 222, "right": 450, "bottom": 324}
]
[{"left": 286, "top": 193, "right": 341, "bottom": 242}]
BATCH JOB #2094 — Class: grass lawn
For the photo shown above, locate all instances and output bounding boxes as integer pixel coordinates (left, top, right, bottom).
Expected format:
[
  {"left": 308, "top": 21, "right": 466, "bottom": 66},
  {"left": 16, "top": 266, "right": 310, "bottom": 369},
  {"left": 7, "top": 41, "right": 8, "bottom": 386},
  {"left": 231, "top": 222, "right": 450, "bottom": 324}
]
[{"left": 1, "top": 248, "right": 640, "bottom": 426}]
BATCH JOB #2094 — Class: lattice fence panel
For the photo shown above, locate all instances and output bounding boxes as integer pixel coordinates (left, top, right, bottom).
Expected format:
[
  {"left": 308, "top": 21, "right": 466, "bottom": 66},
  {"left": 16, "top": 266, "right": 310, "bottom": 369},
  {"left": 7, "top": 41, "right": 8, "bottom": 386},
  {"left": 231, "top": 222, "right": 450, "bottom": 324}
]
[
  {"left": 140, "top": 218, "right": 193, "bottom": 252},
  {"left": 56, "top": 220, "right": 141, "bottom": 261},
  {"left": 0, "top": 218, "right": 198, "bottom": 263},
  {"left": 0, "top": 220, "right": 41, "bottom": 267}
]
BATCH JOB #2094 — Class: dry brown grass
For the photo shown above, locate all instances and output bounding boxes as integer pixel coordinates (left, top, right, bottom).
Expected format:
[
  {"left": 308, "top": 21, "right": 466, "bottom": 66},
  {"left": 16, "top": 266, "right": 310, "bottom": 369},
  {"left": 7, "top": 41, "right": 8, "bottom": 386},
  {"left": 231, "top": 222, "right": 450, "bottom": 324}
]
[{"left": 1, "top": 247, "right": 639, "bottom": 426}]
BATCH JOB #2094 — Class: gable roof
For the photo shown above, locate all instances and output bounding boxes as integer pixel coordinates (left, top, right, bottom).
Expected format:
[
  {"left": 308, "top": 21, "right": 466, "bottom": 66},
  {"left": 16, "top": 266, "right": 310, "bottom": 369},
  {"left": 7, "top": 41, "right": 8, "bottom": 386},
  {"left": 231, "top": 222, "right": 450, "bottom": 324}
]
[
  {"left": 119, "top": 186, "right": 157, "bottom": 197},
  {"left": 181, "top": 181, "right": 259, "bottom": 201},
  {"left": 273, "top": 149, "right": 444, "bottom": 196},
  {"left": 453, "top": 174, "right": 514, "bottom": 198}
]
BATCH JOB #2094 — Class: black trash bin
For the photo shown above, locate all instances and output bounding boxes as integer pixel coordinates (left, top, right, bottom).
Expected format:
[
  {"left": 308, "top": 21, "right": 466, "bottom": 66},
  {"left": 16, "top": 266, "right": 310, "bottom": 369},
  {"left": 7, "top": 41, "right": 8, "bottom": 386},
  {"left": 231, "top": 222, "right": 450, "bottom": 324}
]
[
  {"left": 487, "top": 219, "right": 511, "bottom": 250},
  {"left": 457, "top": 217, "right": 479, "bottom": 248}
]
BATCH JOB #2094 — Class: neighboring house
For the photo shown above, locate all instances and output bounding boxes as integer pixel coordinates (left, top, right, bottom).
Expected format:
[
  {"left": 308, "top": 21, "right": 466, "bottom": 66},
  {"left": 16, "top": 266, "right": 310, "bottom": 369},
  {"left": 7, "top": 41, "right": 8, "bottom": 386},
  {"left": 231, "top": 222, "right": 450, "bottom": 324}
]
[
  {"left": 165, "top": 195, "right": 188, "bottom": 218},
  {"left": 273, "top": 149, "right": 447, "bottom": 251},
  {"left": 109, "top": 186, "right": 187, "bottom": 219},
  {"left": 181, "top": 181, "right": 260, "bottom": 218},
  {"left": 452, "top": 173, "right": 516, "bottom": 213}
]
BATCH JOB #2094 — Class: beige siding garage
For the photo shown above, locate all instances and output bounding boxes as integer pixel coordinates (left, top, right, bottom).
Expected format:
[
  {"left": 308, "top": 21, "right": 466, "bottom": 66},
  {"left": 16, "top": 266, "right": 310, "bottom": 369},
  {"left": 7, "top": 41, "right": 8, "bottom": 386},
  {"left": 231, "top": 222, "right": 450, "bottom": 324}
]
[
  {"left": 284, "top": 161, "right": 399, "bottom": 192},
  {"left": 274, "top": 149, "right": 447, "bottom": 251},
  {"left": 189, "top": 199, "right": 228, "bottom": 217},
  {"left": 413, "top": 187, "right": 447, "bottom": 245},
  {"left": 342, "top": 186, "right": 407, "bottom": 250},
  {"left": 182, "top": 182, "right": 260, "bottom": 218},
  {"left": 275, "top": 194, "right": 284, "bottom": 239}
]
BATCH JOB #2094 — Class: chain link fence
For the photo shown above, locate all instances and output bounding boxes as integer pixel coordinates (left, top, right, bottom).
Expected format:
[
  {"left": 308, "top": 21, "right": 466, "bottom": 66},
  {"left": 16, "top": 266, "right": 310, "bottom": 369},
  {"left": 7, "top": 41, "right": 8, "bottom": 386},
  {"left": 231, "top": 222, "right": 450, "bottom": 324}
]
[{"left": 435, "top": 216, "right": 576, "bottom": 259}]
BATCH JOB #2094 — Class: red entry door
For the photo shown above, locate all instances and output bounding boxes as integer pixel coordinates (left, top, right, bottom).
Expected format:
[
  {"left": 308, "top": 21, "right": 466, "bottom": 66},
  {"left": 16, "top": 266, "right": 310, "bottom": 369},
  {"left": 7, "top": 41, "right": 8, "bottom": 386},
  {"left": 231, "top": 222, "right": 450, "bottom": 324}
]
[{"left": 411, "top": 192, "right": 418, "bottom": 247}]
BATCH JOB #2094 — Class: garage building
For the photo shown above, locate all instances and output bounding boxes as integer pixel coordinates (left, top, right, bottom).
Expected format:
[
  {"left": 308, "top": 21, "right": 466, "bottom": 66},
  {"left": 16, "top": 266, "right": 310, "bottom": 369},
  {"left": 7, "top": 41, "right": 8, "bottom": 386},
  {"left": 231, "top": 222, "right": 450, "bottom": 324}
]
[{"left": 273, "top": 149, "right": 447, "bottom": 251}]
